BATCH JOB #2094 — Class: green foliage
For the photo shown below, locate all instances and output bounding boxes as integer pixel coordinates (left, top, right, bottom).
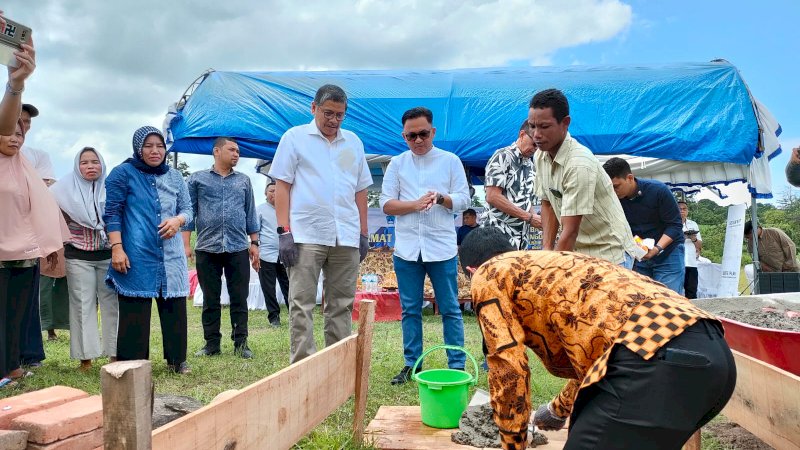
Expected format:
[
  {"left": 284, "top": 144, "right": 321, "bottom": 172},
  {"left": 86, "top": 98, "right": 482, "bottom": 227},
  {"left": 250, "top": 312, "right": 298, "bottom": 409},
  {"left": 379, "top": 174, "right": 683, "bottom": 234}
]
[{"left": 688, "top": 189, "right": 800, "bottom": 264}]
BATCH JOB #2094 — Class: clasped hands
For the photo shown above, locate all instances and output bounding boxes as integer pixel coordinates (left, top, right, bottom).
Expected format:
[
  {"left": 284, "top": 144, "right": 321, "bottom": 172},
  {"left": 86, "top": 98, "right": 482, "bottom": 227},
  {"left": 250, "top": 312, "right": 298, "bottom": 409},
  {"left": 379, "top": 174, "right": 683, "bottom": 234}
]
[{"left": 414, "top": 191, "right": 439, "bottom": 212}]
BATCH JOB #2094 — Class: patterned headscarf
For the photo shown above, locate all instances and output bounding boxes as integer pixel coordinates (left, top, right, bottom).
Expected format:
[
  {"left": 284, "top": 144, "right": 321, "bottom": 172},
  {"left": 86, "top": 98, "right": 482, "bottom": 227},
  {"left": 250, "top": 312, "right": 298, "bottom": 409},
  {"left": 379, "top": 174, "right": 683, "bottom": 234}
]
[{"left": 126, "top": 126, "right": 170, "bottom": 175}]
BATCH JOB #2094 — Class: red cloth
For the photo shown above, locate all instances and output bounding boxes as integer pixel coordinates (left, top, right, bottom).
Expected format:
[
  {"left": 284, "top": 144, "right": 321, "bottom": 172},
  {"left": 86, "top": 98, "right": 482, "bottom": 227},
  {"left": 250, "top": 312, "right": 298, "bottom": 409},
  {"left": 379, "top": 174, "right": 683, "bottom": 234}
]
[
  {"left": 352, "top": 291, "right": 402, "bottom": 322},
  {"left": 188, "top": 269, "right": 199, "bottom": 296}
]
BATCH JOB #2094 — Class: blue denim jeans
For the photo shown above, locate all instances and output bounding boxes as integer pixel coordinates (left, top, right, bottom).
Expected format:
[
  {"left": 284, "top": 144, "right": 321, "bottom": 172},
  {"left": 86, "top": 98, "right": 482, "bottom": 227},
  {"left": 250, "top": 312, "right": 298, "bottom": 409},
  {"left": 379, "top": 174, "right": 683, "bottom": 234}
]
[
  {"left": 634, "top": 244, "right": 685, "bottom": 294},
  {"left": 393, "top": 255, "right": 465, "bottom": 368},
  {"left": 620, "top": 252, "right": 634, "bottom": 270}
]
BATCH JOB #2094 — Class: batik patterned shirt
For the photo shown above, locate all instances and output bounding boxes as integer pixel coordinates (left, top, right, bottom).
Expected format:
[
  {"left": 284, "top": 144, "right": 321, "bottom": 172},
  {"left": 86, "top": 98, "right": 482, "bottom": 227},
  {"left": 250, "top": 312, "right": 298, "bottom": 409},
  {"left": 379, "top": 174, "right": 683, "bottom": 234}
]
[
  {"left": 484, "top": 143, "right": 536, "bottom": 250},
  {"left": 470, "top": 250, "right": 717, "bottom": 450}
]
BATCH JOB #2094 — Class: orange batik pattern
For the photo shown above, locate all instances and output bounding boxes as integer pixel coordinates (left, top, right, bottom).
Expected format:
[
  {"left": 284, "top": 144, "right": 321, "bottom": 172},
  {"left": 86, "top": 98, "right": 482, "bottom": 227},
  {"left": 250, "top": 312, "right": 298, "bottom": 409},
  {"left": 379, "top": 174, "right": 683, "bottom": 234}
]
[{"left": 470, "top": 251, "right": 717, "bottom": 450}]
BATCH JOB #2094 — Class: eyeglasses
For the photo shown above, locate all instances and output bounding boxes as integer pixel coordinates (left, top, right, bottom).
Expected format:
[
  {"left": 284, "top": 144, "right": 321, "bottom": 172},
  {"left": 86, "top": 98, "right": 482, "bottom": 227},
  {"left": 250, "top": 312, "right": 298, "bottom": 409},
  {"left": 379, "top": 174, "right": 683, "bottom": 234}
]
[
  {"left": 404, "top": 129, "right": 432, "bottom": 142},
  {"left": 321, "top": 110, "right": 346, "bottom": 121}
]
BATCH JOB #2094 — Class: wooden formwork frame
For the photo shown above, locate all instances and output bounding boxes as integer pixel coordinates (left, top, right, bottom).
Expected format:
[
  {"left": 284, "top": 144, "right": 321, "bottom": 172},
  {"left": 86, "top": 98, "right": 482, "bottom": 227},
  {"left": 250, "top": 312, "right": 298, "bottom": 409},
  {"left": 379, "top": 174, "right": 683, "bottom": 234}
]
[{"left": 101, "top": 300, "right": 376, "bottom": 450}]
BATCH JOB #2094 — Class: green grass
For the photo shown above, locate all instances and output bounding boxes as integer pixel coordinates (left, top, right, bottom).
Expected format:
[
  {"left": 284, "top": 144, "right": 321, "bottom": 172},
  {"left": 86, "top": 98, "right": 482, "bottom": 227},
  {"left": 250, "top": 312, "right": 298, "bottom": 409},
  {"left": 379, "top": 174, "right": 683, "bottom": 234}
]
[{"left": 2, "top": 302, "right": 729, "bottom": 449}]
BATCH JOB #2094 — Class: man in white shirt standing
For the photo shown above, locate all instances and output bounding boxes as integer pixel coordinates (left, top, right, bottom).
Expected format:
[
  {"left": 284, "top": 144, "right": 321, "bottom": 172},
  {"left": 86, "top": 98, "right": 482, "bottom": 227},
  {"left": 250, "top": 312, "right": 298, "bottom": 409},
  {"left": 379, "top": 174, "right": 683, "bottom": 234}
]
[
  {"left": 678, "top": 201, "right": 702, "bottom": 299},
  {"left": 20, "top": 104, "right": 55, "bottom": 185},
  {"left": 380, "top": 107, "right": 470, "bottom": 385},
  {"left": 255, "top": 181, "right": 290, "bottom": 327},
  {"left": 269, "top": 84, "right": 372, "bottom": 364}
]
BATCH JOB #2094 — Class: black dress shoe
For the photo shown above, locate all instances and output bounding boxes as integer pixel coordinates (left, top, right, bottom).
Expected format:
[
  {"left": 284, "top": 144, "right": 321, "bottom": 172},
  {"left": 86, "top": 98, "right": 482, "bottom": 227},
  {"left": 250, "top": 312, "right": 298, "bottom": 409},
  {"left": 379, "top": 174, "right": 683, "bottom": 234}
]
[
  {"left": 194, "top": 346, "right": 221, "bottom": 357},
  {"left": 269, "top": 320, "right": 281, "bottom": 328},
  {"left": 235, "top": 346, "right": 254, "bottom": 359},
  {"left": 390, "top": 366, "right": 421, "bottom": 385},
  {"left": 168, "top": 361, "right": 192, "bottom": 374}
]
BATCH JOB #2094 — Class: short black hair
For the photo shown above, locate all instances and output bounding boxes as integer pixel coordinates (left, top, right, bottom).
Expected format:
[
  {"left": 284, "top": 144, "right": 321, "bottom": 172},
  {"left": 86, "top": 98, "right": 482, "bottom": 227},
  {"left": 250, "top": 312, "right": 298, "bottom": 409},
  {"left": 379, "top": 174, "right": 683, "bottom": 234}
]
[
  {"left": 744, "top": 221, "right": 758, "bottom": 236},
  {"left": 314, "top": 84, "right": 348, "bottom": 106},
  {"left": 463, "top": 208, "right": 477, "bottom": 217},
  {"left": 213, "top": 136, "right": 236, "bottom": 148},
  {"left": 401, "top": 107, "right": 433, "bottom": 125},
  {"left": 603, "top": 157, "right": 632, "bottom": 179},
  {"left": 458, "top": 227, "right": 514, "bottom": 275},
  {"left": 519, "top": 119, "right": 531, "bottom": 133},
  {"left": 529, "top": 89, "right": 569, "bottom": 123}
]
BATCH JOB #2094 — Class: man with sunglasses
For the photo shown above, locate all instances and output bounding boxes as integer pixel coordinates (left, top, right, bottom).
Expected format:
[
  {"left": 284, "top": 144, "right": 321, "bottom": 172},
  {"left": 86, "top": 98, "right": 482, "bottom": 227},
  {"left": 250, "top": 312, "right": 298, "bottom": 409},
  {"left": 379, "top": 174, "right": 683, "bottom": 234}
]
[
  {"left": 269, "top": 84, "right": 373, "bottom": 364},
  {"left": 380, "top": 106, "right": 470, "bottom": 385},
  {"left": 484, "top": 119, "right": 540, "bottom": 250}
]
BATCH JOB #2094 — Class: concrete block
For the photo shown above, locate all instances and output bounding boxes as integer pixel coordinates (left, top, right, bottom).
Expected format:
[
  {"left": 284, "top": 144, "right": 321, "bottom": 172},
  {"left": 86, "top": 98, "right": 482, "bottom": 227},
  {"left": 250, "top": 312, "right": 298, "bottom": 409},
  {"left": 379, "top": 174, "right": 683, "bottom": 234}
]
[
  {"left": 0, "top": 429, "right": 28, "bottom": 450},
  {"left": 0, "top": 386, "right": 88, "bottom": 429},
  {"left": 11, "top": 395, "right": 102, "bottom": 444}
]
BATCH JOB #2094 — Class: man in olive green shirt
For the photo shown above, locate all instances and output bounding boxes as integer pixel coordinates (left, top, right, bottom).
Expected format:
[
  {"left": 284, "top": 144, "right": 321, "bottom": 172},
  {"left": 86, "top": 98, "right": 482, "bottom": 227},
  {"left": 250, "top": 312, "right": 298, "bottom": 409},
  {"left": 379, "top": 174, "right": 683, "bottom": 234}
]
[
  {"left": 745, "top": 222, "right": 799, "bottom": 272},
  {"left": 530, "top": 88, "right": 637, "bottom": 267}
]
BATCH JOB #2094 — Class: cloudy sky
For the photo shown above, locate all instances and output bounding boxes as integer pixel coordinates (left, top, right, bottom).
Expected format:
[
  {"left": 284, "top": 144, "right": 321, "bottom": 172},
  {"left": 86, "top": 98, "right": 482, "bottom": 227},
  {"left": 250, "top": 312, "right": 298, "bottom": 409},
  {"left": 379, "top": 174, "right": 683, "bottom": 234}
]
[{"left": 9, "top": 0, "right": 799, "bottom": 204}]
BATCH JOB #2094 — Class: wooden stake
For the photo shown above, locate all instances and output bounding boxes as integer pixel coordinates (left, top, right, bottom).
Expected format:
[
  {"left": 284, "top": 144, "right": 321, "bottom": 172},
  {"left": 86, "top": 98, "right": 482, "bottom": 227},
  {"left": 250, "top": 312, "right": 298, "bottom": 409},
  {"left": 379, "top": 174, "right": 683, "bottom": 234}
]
[
  {"left": 353, "top": 300, "right": 376, "bottom": 446},
  {"left": 101, "top": 360, "right": 153, "bottom": 450},
  {"left": 682, "top": 430, "right": 701, "bottom": 450}
]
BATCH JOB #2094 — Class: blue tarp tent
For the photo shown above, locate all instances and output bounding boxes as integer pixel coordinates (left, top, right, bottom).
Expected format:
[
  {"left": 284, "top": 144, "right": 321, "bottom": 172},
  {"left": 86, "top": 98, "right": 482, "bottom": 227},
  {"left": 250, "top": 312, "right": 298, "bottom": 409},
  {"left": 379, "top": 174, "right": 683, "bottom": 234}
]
[{"left": 166, "top": 62, "right": 782, "bottom": 197}]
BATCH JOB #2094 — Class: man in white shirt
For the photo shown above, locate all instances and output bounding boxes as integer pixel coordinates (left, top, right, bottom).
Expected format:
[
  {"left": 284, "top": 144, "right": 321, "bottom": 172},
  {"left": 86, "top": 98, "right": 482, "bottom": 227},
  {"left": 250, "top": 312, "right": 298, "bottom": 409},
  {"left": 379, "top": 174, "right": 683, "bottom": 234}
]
[
  {"left": 269, "top": 84, "right": 373, "bottom": 364},
  {"left": 256, "top": 182, "right": 290, "bottom": 327},
  {"left": 678, "top": 201, "right": 702, "bottom": 299},
  {"left": 380, "top": 106, "right": 470, "bottom": 385},
  {"left": 20, "top": 104, "right": 56, "bottom": 185}
]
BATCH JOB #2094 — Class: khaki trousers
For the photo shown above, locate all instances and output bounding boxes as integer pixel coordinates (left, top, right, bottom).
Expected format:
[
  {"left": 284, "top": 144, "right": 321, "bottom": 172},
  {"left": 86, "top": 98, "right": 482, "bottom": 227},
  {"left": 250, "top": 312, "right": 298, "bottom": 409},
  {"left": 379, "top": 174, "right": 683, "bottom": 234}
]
[{"left": 288, "top": 243, "right": 359, "bottom": 364}]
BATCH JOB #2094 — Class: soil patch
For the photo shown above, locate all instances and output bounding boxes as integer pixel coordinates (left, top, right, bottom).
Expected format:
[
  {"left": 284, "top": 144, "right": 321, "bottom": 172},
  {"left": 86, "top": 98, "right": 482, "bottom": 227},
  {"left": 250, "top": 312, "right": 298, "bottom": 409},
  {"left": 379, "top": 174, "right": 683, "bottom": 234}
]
[
  {"left": 451, "top": 403, "right": 548, "bottom": 448},
  {"left": 705, "top": 421, "right": 774, "bottom": 449},
  {"left": 718, "top": 309, "right": 800, "bottom": 331}
]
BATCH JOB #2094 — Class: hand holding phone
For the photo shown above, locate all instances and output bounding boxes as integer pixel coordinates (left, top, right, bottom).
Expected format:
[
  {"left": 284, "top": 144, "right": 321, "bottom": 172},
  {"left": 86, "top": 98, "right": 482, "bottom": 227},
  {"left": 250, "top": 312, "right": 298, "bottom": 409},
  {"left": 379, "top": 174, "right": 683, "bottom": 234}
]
[{"left": 0, "top": 16, "right": 31, "bottom": 68}]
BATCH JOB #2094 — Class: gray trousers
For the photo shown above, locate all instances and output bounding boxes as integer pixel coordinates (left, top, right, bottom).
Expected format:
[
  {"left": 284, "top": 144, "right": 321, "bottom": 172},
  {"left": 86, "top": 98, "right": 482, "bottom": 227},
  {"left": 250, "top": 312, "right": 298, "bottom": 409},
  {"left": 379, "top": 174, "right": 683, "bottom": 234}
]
[
  {"left": 65, "top": 258, "right": 119, "bottom": 360},
  {"left": 288, "top": 243, "right": 359, "bottom": 364}
]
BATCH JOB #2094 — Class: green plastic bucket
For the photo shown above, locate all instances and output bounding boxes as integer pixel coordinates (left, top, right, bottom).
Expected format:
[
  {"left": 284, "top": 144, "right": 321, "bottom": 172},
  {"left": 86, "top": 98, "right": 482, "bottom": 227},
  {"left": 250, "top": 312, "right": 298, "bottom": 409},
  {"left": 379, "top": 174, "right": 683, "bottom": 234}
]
[{"left": 411, "top": 344, "right": 479, "bottom": 429}]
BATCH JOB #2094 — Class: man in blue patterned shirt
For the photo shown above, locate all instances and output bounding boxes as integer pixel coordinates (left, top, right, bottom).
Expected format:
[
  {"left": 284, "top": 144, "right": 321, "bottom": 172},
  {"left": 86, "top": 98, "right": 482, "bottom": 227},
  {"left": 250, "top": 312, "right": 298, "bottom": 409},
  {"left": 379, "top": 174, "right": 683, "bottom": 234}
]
[{"left": 183, "top": 137, "right": 260, "bottom": 359}]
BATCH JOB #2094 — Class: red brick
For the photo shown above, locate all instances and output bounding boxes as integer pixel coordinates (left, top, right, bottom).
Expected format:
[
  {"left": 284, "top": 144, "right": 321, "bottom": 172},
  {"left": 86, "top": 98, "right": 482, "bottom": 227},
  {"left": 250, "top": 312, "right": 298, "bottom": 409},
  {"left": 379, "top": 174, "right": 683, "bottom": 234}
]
[
  {"left": 11, "top": 395, "right": 102, "bottom": 444},
  {"left": 25, "top": 427, "right": 103, "bottom": 450},
  {"left": 0, "top": 386, "right": 88, "bottom": 429},
  {"left": 0, "top": 429, "right": 28, "bottom": 450}
]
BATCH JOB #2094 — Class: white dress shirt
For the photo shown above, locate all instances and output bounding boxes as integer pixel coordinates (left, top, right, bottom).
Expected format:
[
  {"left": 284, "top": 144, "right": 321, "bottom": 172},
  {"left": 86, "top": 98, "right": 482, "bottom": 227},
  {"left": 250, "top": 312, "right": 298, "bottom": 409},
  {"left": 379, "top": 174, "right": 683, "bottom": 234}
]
[
  {"left": 269, "top": 121, "right": 373, "bottom": 248},
  {"left": 257, "top": 202, "right": 279, "bottom": 263},
  {"left": 683, "top": 218, "right": 702, "bottom": 267},
  {"left": 380, "top": 147, "right": 470, "bottom": 262},
  {"left": 21, "top": 145, "right": 56, "bottom": 181}
]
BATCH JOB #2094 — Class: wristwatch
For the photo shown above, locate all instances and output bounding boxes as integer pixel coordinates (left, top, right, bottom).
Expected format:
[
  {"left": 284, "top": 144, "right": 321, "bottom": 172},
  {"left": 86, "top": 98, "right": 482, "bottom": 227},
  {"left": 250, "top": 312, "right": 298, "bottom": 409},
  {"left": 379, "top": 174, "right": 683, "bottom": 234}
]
[
  {"left": 654, "top": 244, "right": 664, "bottom": 255},
  {"left": 277, "top": 226, "right": 290, "bottom": 234},
  {"left": 250, "top": 240, "right": 260, "bottom": 247},
  {"left": 436, "top": 193, "right": 445, "bottom": 205}
]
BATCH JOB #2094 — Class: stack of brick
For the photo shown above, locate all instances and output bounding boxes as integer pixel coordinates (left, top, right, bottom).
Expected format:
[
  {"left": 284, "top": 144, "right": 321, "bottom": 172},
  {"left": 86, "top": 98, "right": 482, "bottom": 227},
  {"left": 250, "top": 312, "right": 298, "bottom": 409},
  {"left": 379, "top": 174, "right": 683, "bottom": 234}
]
[{"left": 0, "top": 386, "right": 104, "bottom": 449}]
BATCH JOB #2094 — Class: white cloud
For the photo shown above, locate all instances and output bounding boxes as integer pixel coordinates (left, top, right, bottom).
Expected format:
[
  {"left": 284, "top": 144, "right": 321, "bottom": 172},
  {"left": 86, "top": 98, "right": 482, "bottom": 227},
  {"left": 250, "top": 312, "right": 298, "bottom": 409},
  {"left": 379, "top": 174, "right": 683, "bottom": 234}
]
[{"left": 8, "top": 0, "right": 632, "bottom": 190}]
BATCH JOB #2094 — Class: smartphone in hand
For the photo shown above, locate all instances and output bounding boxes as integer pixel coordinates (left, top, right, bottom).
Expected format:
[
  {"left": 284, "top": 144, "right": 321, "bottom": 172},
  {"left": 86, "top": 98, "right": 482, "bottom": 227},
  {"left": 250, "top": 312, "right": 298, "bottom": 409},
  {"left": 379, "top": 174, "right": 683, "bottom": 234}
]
[{"left": 0, "top": 17, "right": 31, "bottom": 68}]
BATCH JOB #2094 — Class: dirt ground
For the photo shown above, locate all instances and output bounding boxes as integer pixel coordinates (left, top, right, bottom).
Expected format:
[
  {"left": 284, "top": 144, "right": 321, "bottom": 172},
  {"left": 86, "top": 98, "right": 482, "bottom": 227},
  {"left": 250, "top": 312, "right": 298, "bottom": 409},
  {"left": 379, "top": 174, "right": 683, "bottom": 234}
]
[
  {"left": 718, "top": 309, "right": 800, "bottom": 331},
  {"left": 705, "top": 421, "right": 774, "bottom": 449}
]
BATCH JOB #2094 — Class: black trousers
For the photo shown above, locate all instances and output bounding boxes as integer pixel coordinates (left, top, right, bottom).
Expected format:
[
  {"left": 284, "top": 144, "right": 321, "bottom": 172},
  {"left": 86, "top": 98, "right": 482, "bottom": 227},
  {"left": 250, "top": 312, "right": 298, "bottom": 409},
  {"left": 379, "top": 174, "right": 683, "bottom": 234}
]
[
  {"left": 1, "top": 266, "right": 37, "bottom": 376},
  {"left": 258, "top": 260, "right": 290, "bottom": 323},
  {"left": 19, "top": 264, "right": 45, "bottom": 365},
  {"left": 116, "top": 294, "right": 187, "bottom": 366},
  {"left": 196, "top": 250, "right": 250, "bottom": 349},
  {"left": 684, "top": 266, "right": 699, "bottom": 299},
  {"left": 566, "top": 320, "right": 736, "bottom": 450}
]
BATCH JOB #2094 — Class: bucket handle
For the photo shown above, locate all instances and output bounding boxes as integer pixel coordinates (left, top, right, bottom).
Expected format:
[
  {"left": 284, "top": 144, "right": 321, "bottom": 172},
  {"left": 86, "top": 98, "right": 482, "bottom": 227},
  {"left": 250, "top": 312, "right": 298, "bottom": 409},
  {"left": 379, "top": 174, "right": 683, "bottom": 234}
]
[{"left": 411, "top": 344, "right": 479, "bottom": 386}]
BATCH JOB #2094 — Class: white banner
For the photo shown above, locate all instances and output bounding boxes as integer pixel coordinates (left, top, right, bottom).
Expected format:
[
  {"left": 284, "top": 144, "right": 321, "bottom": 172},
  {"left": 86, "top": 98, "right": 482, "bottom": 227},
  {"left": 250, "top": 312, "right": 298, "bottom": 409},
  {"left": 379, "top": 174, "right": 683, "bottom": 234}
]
[{"left": 717, "top": 203, "right": 746, "bottom": 297}]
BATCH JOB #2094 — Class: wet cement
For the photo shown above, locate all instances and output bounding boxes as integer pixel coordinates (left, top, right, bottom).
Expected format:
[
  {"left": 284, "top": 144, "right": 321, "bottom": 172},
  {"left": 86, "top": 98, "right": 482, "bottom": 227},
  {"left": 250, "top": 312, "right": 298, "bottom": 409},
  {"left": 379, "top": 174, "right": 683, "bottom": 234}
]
[
  {"left": 451, "top": 403, "right": 548, "bottom": 448},
  {"left": 718, "top": 309, "right": 800, "bottom": 331}
]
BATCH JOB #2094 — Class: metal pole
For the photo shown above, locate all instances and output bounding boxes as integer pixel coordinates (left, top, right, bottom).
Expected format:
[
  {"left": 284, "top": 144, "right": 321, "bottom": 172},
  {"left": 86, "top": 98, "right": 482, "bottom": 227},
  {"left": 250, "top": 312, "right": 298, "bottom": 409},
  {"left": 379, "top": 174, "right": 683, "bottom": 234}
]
[
  {"left": 750, "top": 197, "right": 760, "bottom": 294},
  {"left": 172, "top": 152, "right": 178, "bottom": 169}
]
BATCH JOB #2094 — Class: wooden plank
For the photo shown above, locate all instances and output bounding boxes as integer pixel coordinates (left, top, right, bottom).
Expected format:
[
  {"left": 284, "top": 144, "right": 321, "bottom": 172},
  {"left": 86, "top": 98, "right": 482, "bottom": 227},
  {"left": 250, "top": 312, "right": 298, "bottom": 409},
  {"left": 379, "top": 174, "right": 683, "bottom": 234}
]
[
  {"left": 101, "top": 360, "right": 153, "bottom": 450},
  {"left": 353, "top": 300, "right": 376, "bottom": 445},
  {"left": 152, "top": 335, "right": 358, "bottom": 450},
  {"left": 722, "top": 350, "right": 800, "bottom": 450},
  {"left": 365, "top": 406, "right": 567, "bottom": 450}
]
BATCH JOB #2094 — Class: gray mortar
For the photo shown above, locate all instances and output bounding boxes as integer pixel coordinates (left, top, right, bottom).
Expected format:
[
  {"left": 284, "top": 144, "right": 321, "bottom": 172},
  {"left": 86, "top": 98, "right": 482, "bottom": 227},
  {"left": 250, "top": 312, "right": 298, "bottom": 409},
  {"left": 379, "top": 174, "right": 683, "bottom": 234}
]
[
  {"left": 717, "top": 309, "right": 800, "bottom": 331},
  {"left": 692, "top": 293, "right": 800, "bottom": 331},
  {"left": 451, "top": 403, "right": 548, "bottom": 448}
]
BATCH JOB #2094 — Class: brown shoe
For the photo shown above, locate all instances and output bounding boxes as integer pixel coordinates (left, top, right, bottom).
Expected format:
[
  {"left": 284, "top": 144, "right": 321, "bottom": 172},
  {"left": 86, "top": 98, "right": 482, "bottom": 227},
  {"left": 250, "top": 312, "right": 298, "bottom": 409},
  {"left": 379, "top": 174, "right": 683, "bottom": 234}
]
[
  {"left": 47, "top": 330, "right": 57, "bottom": 341},
  {"left": 109, "top": 357, "right": 118, "bottom": 363},
  {"left": 168, "top": 361, "right": 192, "bottom": 375},
  {"left": 79, "top": 360, "right": 92, "bottom": 372}
]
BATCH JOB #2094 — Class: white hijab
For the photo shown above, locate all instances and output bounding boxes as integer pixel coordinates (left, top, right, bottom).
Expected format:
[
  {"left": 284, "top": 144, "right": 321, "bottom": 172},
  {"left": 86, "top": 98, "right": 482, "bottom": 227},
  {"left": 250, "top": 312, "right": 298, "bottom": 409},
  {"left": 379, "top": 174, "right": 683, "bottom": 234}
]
[{"left": 51, "top": 147, "right": 107, "bottom": 231}]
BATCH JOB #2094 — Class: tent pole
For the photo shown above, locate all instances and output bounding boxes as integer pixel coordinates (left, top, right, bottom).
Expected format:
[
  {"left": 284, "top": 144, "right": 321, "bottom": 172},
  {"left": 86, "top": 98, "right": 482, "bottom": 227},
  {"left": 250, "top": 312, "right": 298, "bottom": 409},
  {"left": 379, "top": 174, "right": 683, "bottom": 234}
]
[
  {"left": 173, "top": 152, "right": 178, "bottom": 169},
  {"left": 750, "top": 197, "right": 760, "bottom": 294}
]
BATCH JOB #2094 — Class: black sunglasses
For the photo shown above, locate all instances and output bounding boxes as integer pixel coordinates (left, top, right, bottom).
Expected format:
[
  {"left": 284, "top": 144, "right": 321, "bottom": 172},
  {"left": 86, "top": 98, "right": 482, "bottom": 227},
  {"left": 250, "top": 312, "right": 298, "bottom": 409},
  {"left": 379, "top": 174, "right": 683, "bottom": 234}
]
[{"left": 404, "top": 129, "right": 432, "bottom": 142}]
